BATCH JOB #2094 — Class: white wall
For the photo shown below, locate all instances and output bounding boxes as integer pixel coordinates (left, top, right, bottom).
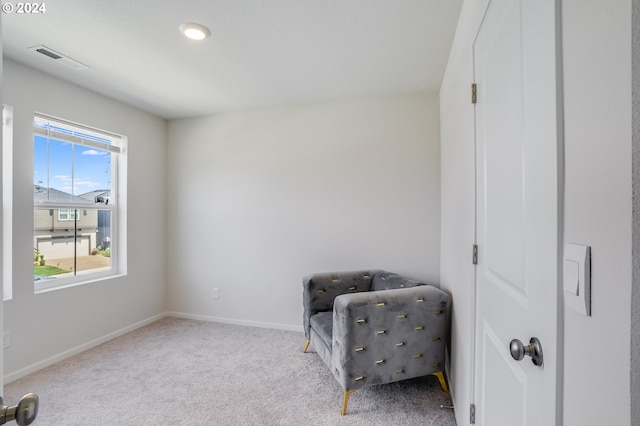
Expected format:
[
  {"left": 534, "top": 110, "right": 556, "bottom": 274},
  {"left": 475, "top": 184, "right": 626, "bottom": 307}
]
[
  {"left": 632, "top": 0, "right": 640, "bottom": 420},
  {"left": 441, "top": 1, "right": 633, "bottom": 425},
  {"left": 562, "top": 1, "right": 632, "bottom": 425},
  {"left": 166, "top": 94, "right": 441, "bottom": 329},
  {"left": 3, "top": 60, "right": 167, "bottom": 380}
]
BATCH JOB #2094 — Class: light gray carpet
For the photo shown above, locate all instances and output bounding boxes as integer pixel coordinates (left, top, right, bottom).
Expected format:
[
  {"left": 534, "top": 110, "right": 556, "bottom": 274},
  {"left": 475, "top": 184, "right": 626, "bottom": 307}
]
[{"left": 4, "top": 317, "right": 456, "bottom": 425}]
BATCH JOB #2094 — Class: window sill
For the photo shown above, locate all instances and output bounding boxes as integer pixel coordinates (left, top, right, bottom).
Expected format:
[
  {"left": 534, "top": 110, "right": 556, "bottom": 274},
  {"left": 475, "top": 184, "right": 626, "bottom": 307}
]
[{"left": 34, "top": 271, "right": 126, "bottom": 294}]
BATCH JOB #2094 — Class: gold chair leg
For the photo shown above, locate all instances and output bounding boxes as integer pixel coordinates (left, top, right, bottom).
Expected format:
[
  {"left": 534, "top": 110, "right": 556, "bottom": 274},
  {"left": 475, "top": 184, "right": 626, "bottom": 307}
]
[
  {"left": 302, "top": 340, "right": 310, "bottom": 353},
  {"left": 341, "top": 390, "right": 356, "bottom": 416},
  {"left": 432, "top": 371, "right": 448, "bottom": 393}
]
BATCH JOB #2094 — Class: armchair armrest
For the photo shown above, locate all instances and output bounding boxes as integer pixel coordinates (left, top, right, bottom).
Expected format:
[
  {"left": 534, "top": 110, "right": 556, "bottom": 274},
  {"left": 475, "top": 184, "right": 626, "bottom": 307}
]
[
  {"left": 302, "top": 270, "right": 382, "bottom": 339},
  {"left": 331, "top": 285, "right": 449, "bottom": 391}
]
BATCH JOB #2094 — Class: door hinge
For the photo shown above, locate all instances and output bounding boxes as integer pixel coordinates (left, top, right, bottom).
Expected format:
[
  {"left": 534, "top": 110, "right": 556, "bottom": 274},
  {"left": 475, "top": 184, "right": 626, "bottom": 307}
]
[
  {"left": 470, "top": 403, "right": 476, "bottom": 424},
  {"left": 471, "top": 83, "right": 477, "bottom": 104},
  {"left": 472, "top": 244, "right": 478, "bottom": 265}
]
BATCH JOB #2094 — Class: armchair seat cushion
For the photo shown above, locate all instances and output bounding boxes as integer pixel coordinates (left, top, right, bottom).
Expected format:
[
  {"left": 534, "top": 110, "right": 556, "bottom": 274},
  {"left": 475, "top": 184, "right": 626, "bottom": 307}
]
[{"left": 309, "top": 311, "right": 333, "bottom": 350}]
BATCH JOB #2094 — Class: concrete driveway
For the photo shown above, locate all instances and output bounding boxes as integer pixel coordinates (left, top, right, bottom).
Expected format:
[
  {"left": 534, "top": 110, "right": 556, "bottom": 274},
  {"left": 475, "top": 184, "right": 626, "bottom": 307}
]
[{"left": 45, "top": 255, "right": 110, "bottom": 272}]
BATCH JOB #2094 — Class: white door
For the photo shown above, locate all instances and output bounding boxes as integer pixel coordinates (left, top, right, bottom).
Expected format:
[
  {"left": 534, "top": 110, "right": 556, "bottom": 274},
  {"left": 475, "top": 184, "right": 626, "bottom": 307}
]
[{"left": 473, "top": 0, "right": 561, "bottom": 425}]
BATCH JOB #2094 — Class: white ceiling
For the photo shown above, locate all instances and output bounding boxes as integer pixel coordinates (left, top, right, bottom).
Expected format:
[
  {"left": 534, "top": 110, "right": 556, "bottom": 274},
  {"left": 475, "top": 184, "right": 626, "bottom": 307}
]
[{"left": 2, "top": 0, "right": 463, "bottom": 119}]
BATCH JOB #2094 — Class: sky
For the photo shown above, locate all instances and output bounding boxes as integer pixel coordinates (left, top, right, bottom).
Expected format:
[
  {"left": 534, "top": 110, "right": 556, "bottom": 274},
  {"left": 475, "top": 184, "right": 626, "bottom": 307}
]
[{"left": 34, "top": 135, "right": 112, "bottom": 197}]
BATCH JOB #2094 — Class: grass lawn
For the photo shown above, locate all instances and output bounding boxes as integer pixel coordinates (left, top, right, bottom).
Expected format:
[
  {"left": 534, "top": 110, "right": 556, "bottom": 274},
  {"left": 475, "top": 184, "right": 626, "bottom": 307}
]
[{"left": 34, "top": 265, "right": 68, "bottom": 277}]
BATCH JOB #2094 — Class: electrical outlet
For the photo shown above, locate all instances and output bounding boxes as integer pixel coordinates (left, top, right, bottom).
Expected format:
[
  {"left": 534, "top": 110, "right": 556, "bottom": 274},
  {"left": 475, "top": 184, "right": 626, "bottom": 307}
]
[
  {"left": 212, "top": 288, "right": 219, "bottom": 299},
  {"left": 3, "top": 331, "right": 10, "bottom": 349}
]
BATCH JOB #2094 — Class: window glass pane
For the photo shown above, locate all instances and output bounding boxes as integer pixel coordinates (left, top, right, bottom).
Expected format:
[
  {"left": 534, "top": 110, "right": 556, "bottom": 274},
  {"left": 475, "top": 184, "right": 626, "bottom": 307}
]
[
  {"left": 34, "top": 137, "right": 74, "bottom": 203},
  {"left": 73, "top": 145, "right": 112, "bottom": 197},
  {"left": 34, "top": 208, "right": 112, "bottom": 280},
  {"left": 33, "top": 135, "right": 50, "bottom": 201},
  {"left": 34, "top": 137, "right": 112, "bottom": 202}
]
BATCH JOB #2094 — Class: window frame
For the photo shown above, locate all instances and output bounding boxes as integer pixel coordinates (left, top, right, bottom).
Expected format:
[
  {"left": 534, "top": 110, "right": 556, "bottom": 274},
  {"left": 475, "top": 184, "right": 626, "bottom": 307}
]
[{"left": 33, "top": 113, "right": 127, "bottom": 292}]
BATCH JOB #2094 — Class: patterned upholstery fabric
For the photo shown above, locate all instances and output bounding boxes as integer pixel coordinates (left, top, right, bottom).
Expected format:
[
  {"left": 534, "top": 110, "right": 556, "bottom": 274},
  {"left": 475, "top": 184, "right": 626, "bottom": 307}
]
[
  {"left": 302, "top": 270, "right": 381, "bottom": 341},
  {"left": 369, "top": 271, "right": 425, "bottom": 291},
  {"left": 303, "top": 270, "right": 450, "bottom": 395}
]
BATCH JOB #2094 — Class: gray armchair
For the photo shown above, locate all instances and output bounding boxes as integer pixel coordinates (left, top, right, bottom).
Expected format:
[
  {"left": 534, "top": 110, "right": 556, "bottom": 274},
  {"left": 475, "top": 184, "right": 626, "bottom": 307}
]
[{"left": 302, "top": 269, "right": 450, "bottom": 415}]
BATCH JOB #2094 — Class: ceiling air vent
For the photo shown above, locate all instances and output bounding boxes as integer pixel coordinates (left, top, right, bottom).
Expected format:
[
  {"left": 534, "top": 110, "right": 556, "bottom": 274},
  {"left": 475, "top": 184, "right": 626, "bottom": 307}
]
[{"left": 28, "top": 45, "right": 89, "bottom": 71}]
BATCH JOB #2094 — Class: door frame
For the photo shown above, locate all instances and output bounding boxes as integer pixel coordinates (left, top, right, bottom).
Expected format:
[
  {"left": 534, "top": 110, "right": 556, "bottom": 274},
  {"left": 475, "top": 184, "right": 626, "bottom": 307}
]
[{"left": 1, "top": 14, "right": 5, "bottom": 391}]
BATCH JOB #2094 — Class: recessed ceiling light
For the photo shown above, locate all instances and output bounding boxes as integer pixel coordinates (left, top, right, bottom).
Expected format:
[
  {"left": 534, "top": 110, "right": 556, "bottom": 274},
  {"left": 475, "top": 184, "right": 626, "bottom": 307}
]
[{"left": 179, "top": 22, "right": 211, "bottom": 41}]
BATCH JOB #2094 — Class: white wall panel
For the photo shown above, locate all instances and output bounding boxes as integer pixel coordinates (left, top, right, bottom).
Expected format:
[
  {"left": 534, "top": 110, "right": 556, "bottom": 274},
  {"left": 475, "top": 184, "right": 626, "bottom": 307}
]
[
  {"left": 3, "top": 60, "right": 167, "bottom": 380},
  {"left": 166, "top": 94, "right": 441, "bottom": 330},
  {"left": 562, "top": 1, "right": 632, "bottom": 424}
]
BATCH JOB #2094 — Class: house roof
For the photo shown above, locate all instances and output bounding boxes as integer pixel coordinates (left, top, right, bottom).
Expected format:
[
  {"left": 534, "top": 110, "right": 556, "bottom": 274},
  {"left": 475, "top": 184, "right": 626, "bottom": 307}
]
[
  {"left": 34, "top": 185, "right": 95, "bottom": 205},
  {"left": 78, "top": 190, "right": 111, "bottom": 202}
]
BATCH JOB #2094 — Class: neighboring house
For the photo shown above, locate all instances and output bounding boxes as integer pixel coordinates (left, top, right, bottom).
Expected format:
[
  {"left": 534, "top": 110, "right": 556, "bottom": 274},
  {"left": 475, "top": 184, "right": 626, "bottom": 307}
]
[
  {"left": 33, "top": 185, "right": 98, "bottom": 261},
  {"left": 78, "top": 189, "right": 112, "bottom": 250}
]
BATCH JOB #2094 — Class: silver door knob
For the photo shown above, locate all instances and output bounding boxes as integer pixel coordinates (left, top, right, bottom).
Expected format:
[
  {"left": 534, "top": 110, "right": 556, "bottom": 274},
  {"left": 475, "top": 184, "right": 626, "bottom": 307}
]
[
  {"left": 0, "top": 393, "right": 39, "bottom": 425},
  {"left": 510, "top": 337, "right": 543, "bottom": 366}
]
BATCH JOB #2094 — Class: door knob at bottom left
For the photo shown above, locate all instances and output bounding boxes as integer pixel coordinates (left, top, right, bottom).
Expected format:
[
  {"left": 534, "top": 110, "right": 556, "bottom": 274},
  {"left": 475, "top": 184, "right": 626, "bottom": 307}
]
[{"left": 0, "top": 393, "right": 39, "bottom": 426}]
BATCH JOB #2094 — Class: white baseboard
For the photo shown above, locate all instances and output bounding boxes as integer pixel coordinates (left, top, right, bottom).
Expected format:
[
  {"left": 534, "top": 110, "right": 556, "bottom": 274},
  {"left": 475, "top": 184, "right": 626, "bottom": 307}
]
[
  {"left": 4, "top": 312, "right": 166, "bottom": 384},
  {"left": 166, "top": 311, "right": 304, "bottom": 333}
]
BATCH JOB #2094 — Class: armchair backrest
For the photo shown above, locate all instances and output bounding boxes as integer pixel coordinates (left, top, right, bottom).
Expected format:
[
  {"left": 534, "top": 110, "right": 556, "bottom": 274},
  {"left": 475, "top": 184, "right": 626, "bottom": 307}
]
[
  {"left": 302, "top": 270, "right": 383, "bottom": 339},
  {"left": 369, "top": 271, "right": 427, "bottom": 291}
]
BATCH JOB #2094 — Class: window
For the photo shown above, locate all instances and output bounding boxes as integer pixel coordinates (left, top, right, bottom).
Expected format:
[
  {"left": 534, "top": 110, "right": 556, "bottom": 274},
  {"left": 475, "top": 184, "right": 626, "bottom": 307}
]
[
  {"left": 33, "top": 114, "right": 127, "bottom": 291},
  {"left": 57, "top": 208, "right": 80, "bottom": 221}
]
